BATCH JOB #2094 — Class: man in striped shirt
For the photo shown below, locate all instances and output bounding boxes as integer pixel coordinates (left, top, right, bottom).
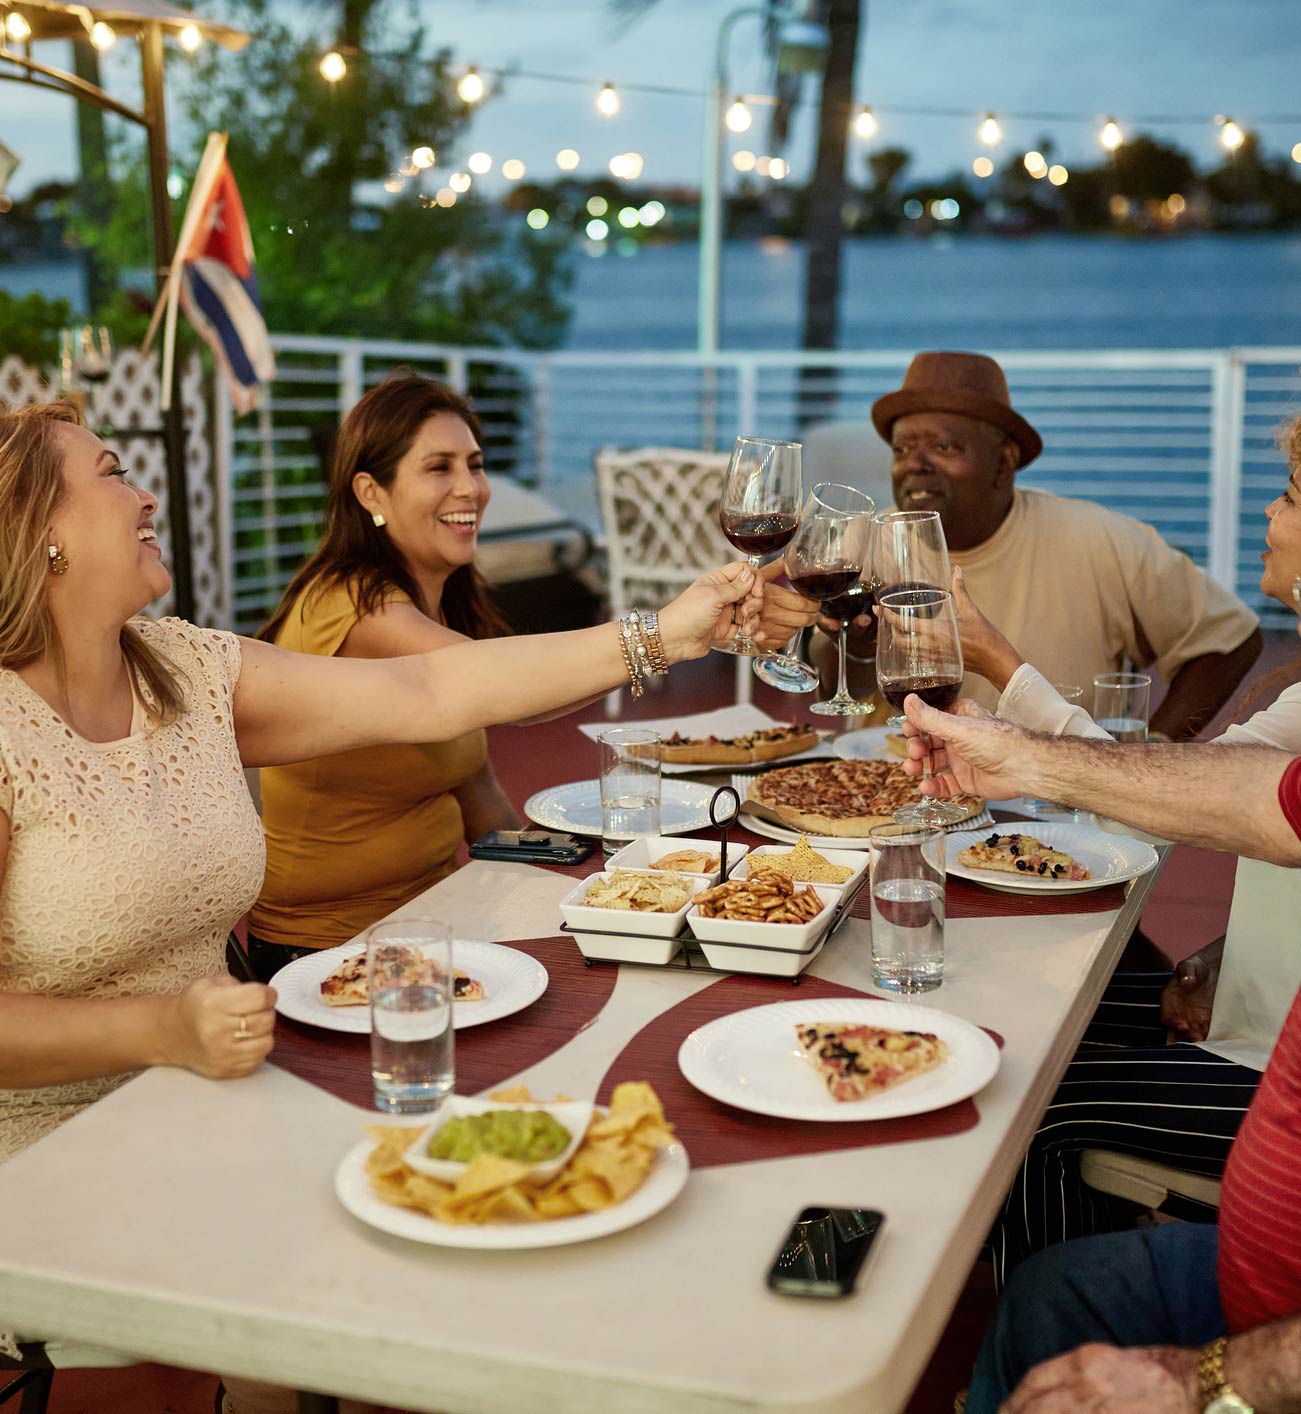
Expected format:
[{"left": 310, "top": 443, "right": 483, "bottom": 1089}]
[{"left": 894, "top": 699, "right": 1301, "bottom": 1413}]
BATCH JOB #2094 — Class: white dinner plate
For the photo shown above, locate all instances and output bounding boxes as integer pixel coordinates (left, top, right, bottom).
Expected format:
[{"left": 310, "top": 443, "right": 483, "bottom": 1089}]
[
  {"left": 271, "top": 939, "right": 549, "bottom": 1036},
  {"left": 830, "top": 726, "right": 899, "bottom": 762},
  {"left": 740, "top": 806, "right": 995, "bottom": 852},
  {"left": 334, "top": 1128, "right": 689, "bottom": 1249},
  {"left": 944, "top": 821, "right": 1159, "bottom": 896},
  {"left": 524, "top": 779, "right": 717, "bottom": 837},
  {"left": 678, "top": 996, "right": 1000, "bottom": 1122}
]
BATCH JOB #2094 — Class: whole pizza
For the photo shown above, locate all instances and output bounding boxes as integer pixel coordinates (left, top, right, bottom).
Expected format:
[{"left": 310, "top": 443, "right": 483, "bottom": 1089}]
[
  {"left": 659, "top": 723, "right": 820, "bottom": 766},
  {"left": 748, "top": 759, "right": 982, "bottom": 837}
]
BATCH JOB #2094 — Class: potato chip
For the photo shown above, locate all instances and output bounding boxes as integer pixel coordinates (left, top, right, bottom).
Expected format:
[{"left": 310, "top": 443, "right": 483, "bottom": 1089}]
[{"left": 583, "top": 869, "right": 694, "bottom": 913}]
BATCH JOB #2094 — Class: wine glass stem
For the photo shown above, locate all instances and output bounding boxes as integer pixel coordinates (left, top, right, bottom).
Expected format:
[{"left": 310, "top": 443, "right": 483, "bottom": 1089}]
[{"left": 836, "top": 623, "right": 851, "bottom": 700}]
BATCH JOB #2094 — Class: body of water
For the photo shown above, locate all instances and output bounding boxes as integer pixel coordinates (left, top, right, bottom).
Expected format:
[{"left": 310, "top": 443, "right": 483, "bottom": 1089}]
[{"left": 11, "top": 232, "right": 1301, "bottom": 352}]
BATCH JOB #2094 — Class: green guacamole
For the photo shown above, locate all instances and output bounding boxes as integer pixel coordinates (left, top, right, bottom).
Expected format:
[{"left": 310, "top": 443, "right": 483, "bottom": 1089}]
[{"left": 428, "top": 1110, "right": 571, "bottom": 1164}]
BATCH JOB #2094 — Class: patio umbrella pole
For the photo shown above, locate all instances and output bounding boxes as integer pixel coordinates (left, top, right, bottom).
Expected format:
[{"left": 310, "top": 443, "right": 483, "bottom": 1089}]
[{"left": 141, "top": 21, "right": 197, "bottom": 622}]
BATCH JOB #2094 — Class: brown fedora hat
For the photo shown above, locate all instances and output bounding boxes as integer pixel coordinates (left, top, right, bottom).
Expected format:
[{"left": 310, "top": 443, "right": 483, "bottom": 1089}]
[{"left": 871, "top": 351, "right": 1043, "bottom": 469}]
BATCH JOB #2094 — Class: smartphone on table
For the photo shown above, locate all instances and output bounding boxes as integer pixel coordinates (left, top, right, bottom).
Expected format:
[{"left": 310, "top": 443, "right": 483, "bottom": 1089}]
[
  {"left": 469, "top": 829, "right": 594, "bottom": 866},
  {"left": 765, "top": 1207, "right": 885, "bottom": 1298}
]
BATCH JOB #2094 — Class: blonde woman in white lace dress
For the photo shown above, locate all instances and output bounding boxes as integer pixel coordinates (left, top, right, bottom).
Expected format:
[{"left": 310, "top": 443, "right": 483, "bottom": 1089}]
[{"left": 0, "top": 401, "right": 761, "bottom": 1410}]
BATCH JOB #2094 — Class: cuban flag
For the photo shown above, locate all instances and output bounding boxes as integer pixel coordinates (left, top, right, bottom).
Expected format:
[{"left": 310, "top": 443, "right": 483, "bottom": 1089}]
[{"left": 145, "top": 133, "right": 276, "bottom": 415}]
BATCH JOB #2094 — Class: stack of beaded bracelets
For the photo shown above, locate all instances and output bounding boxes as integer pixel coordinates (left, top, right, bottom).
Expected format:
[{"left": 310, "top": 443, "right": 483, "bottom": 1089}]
[{"left": 617, "top": 609, "right": 669, "bottom": 699}]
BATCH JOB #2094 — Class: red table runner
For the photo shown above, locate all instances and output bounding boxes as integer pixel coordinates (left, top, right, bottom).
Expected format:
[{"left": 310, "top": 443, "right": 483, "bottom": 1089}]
[
  {"left": 596, "top": 972, "right": 1003, "bottom": 1169},
  {"left": 270, "top": 934, "right": 615, "bottom": 1109}
]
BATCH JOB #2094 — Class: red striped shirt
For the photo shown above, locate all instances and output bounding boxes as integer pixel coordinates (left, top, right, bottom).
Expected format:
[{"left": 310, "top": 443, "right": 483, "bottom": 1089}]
[{"left": 1217, "top": 756, "right": 1301, "bottom": 1331}]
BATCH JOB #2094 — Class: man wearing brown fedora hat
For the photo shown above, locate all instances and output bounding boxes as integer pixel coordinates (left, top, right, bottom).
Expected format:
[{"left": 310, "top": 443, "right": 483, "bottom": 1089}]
[{"left": 773, "top": 351, "right": 1261, "bottom": 740}]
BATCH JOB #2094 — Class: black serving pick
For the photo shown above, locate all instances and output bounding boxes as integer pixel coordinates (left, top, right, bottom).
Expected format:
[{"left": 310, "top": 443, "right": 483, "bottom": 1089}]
[{"left": 709, "top": 785, "right": 741, "bottom": 887}]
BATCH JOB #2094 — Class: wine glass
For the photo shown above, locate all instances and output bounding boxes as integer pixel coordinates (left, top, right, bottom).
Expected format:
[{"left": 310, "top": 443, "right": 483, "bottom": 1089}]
[
  {"left": 873, "top": 509, "right": 951, "bottom": 599},
  {"left": 876, "top": 587, "right": 971, "bottom": 827},
  {"left": 714, "top": 435, "right": 802, "bottom": 661},
  {"left": 756, "top": 482, "right": 877, "bottom": 711},
  {"left": 75, "top": 326, "right": 112, "bottom": 384}
]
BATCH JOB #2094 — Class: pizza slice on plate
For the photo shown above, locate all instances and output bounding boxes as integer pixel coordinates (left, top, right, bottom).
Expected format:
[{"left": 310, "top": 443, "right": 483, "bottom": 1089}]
[
  {"left": 794, "top": 1022, "right": 948, "bottom": 1102},
  {"left": 659, "top": 723, "right": 820, "bottom": 766},
  {"left": 957, "top": 832, "right": 1091, "bottom": 882},
  {"left": 319, "top": 948, "right": 485, "bottom": 1007}
]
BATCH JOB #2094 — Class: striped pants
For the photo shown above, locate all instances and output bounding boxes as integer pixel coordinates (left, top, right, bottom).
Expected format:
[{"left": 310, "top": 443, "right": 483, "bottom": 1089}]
[{"left": 987, "top": 971, "right": 1261, "bottom": 1290}]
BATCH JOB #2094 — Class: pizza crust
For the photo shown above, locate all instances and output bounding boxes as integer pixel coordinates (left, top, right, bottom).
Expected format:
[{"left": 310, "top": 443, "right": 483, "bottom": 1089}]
[{"left": 658, "top": 725, "right": 820, "bottom": 766}]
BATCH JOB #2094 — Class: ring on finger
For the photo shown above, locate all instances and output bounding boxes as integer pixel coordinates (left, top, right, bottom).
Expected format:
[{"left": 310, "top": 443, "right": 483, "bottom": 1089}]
[{"left": 235, "top": 1014, "right": 251, "bottom": 1041}]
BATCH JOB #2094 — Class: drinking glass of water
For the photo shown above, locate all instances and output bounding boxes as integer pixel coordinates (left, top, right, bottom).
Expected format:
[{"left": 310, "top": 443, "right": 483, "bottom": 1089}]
[
  {"left": 367, "top": 918, "right": 455, "bottom": 1114},
  {"left": 597, "top": 727, "right": 661, "bottom": 859},
  {"left": 1023, "top": 683, "right": 1085, "bottom": 817},
  {"left": 1092, "top": 672, "right": 1152, "bottom": 742},
  {"left": 867, "top": 824, "right": 945, "bottom": 994}
]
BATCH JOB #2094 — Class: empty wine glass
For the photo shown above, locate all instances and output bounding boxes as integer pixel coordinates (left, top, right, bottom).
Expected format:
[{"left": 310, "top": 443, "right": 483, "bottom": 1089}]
[
  {"left": 756, "top": 482, "right": 877, "bottom": 711},
  {"left": 876, "top": 587, "right": 970, "bottom": 827},
  {"left": 873, "top": 509, "right": 951, "bottom": 598},
  {"left": 714, "top": 435, "right": 802, "bottom": 661}
]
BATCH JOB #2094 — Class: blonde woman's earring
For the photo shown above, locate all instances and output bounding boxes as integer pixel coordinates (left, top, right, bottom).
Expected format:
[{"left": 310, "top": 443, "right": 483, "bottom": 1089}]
[
  {"left": 372, "top": 513, "right": 386, "bottom": 528},
  {"left": 47, "top": 544, "right": 69, "bottom": 575}
]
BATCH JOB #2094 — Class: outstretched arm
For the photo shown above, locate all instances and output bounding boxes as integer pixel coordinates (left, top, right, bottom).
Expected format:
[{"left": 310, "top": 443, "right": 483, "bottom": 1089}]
[{"left": 234, "top": 563, "right": 760, "bottom": 767}]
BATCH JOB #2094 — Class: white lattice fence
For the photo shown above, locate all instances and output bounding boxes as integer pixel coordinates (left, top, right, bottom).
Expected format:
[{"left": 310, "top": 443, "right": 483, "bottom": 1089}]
[{"left": 0, "top": 353, "right": 227, "bottom": 628}]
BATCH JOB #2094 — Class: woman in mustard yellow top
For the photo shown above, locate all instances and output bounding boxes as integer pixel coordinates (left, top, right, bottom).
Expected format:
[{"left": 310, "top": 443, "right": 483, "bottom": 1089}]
[{"left": 247, "top": 371, "right": 522, "bottom": 981}]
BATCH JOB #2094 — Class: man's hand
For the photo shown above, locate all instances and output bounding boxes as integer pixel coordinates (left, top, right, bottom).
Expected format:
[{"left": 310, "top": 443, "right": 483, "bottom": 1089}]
[
  {"left": 753, "top": 558, "right": 819, "bottom": 646},
  {"left": 1160, "top": 938, "right": 1224, "bottom": 1043},
  {"left": 950, "top": 566, "right": 1025, "bottom": 692},
  {"left": 1001, "top": 1342, "right": 1201, "bottom": 1413},
  {"left": 900, "top": 695, "right": 1040, "bottom": 801}
]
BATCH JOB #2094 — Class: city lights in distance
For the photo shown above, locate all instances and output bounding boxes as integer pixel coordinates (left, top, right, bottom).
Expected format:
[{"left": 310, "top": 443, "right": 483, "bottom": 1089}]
[
  {"left": 468, "top": 151, "right": 492, "bottom": 175},
  {"left": 903, "top": 198, "right": 924, "bottom": 220},
  {"left": 319, "top": 50, "right": 346, "bottom": 82},
  {"left": 4, "top": 12, "right": 31, "bottom": 41},
  {"left": 1100, "top": 119, "right": 1123, "bottom": 151},
  {"left": 448, "top": 172, "right": 472, "bottom": 193},
  {"left": 1023, "top": 151, "right": 1047, "bottom": 179},
  {"left": 596, "top": 82, "right": 621, "bottom": 117},
  {"left": 556, "top": 148, "right": 580, "bottom": 170},
  {"left": 90, "top": 21, "right": 117, "bottom": 49},
  {"left": 854, "top": 106, "right": 878, "bottom": 139},
  {"left": 586, "top": 196, "right": 608, "bottom": 216},
  {"left": 978, "top": 114, "right": 1002, "bottom": 146},
  {"left": 457, "top": 68, "right": 485, "bottom": 104},
  {"left": 526, "top": 208, "right": 550, "bottom": 229},
  {"left": 411, "top": 146, "right": 436, "bottom": 169},
  {"left": 585, "top": 218, "right": 610, "bottom": 240},
  {"left": 609, "top": 152, "right": 644, "bottom": 180},
  {"left": 929, "top": 198, "right": 960, "bottom": 221},
  {"left": 435, "top": 188, "right": 457, "bottom": 208},
  {"left": 501, "top": 158, "right": 526, "bottom": 181},
  {"left": 972, "top": 156, "right": 994, "bottom": 179},
  {"left": 639, "top": 200, "right": 666, "bottom": 226},
  {"left": 725, "top": 98, "right": 753, "bottom": 134},
  {"left": 1048, "top": 164, "right": 1068, "bottom": 186},
  {"left": 1293, "top": 143, "right": 1301, "bottom": 165},
  {"left": 769, "top": 157, "right": 790, "bottom": 180},
  {"left": 618, "top": 206, "right": 640, "bottom": 228},
  {"left": 733, "top": 150, "right": 757, "bottom": 173},
  {"left": 1220, "top": 119, "right": 1245, "bottom": 151},
  {"left": 178, "top": 23, "right": 202, "bottom": 53}
]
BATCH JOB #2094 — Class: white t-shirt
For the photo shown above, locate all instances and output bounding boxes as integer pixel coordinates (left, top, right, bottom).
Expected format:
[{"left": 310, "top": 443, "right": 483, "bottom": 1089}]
[
  {"left": 997, "top": 666, "right": 1301, "bottom": 1069},
  {"left": 952, "top": 488, "right": 1258, "bottom": 713}
]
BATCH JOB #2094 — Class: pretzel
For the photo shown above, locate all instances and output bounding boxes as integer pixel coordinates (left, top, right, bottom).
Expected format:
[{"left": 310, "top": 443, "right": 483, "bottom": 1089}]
[{"left": 694, "top": 876, "right": 827, "bottom": 924}]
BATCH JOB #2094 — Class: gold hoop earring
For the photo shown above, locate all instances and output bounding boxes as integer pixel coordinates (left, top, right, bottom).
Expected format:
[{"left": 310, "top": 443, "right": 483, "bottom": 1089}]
[
  {"left": 47, "top": 544, "right": 68, "bottom": 575},
  {"left": 371, "top": 513, "right": 386, "bottom": 528}
]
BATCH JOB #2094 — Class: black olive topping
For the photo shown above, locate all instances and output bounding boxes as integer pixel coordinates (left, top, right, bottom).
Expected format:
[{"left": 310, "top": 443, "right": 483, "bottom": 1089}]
[{"left": 1015, "top": 859, "right": 1028, "bottom": 871}]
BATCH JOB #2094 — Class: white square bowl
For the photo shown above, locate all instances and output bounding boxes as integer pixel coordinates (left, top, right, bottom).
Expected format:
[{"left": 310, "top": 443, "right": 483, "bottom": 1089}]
[
  {"left": 403, "top": 1095, "right": 594, "bottom": 1184},
  {"left": 568, "top": 929, "right": 684, "bottom": 966},
  {"left": 727, "top": 845, "right": 867, "bottom": 895},
  {"left": 603, "top": 834, "right": 749, "bottom": 875},
  {"left": 559, "top": 870, "right": 712, "bottom": 938},
  {"left": 696, "top": 932, "right": 828, "bottom": 978},
  {"left": 687, "top": 882, "right": 842, "bottom": 953}
]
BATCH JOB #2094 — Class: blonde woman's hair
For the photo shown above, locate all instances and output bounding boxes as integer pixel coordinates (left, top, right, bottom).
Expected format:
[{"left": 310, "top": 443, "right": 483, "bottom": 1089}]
[{"left": 0, "top": 400, "right": 187, "bottom": 723}]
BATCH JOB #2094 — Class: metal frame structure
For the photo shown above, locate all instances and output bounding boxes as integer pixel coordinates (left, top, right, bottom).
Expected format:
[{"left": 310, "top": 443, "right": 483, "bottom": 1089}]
[{"left": 0, "top": 1, "right": 249, "bottom": 618}]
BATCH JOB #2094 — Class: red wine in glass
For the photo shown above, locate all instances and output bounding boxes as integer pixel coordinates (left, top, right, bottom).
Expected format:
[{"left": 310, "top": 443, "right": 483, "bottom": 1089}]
[
  {"left": 720, "top": 511, "right": 799, "bottom": 557},
  {"left": 880, "top": 677, "right": 963, "bottom": 713},
  {"left": 786, "top": 564, "right": 859, "bottom": 602},
  {"left": 821, "top": 579, "right": 875, "bottom": 624}
]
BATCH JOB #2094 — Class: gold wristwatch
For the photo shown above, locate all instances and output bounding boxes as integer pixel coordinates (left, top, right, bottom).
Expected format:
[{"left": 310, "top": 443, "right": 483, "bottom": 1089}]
[{"left": 1199, "top": 1336, "right": 1254, "bottom": 1413}]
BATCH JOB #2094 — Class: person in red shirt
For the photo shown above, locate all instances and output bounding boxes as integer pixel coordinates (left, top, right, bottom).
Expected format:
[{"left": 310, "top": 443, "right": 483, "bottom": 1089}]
[{"left": 896, "top": 697, "right": 1301, "bottom": 1412}]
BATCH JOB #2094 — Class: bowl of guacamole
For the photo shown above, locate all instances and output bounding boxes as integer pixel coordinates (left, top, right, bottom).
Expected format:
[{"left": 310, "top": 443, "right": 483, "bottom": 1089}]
[{"left": 404, "top": 1096, "right": 594, "bottom": 1182}]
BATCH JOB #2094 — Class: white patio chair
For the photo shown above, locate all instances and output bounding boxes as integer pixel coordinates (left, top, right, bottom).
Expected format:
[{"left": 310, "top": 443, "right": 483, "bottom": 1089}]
[{"left": 595, "top": 447, "right": 749, "bottom": 714}]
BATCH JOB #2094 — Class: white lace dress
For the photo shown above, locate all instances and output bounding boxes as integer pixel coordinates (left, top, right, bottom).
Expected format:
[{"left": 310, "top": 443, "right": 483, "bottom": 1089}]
[{"left": 0, "top": 619, "right": 266, "bottom": 1165}]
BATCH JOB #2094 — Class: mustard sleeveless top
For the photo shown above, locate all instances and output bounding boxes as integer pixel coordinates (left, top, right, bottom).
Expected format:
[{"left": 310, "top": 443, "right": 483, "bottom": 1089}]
[{"left": 249, "top": 578, "right": 487, "bottom": 950}]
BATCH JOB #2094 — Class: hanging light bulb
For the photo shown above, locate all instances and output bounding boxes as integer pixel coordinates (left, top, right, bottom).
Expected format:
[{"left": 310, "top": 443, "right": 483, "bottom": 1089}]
[
  {"left": 449, "top": 172, "right": 472, "bottom": 193},
  {"left": 90, "top": 20, "right": 117, "bottom": 50},
  {"left": 1099, "top": 118, "right": 1123, "bottom": 152},
  {"left": 468, "top": 151, "right": 492, "bottom": 174},
  {"left": 1048, "top": 164, "right": 1069, "bottom": 186},
  {"left": 501, "top": 158, "right": 526, "bottom": 180},
  {"left": 596, "top": 82, "right": 621, "bottom": 117},
  {"left": 1023, "top": 150, "right": 1047, "bottom": 178},
  {"left": 1220, "top": 118, "right": 1245, "bottom": 151},
  {"left": 178, "top": 23, "right": 202, "bottom": 53},
  {"left": 457, "top": 67, "right": 485, "bottom": 104},
  {"left": 556, "top": 148, "right": 580, "bottom": 171},
  {"left": 5, "top": 11, "right": 32, "bottom": 41},
  {"left": 769, "top": 157, "right": 790, "bottom": 180},
  {"left": 978, "top": 113, "right": 1002, "bottom": 146},
  {"left": 725, "top": 97, "right": 753, "bottom": 134},
  {"left": 320, "top": 51, "right": 347, "bottom": 82},
  {"left": 853, "top": 106, "right": 878, "bottom": 139},
  {"left": 411, "top": 146, "right": 436, "bottom": 170},
  {"left": 972, "top": 156, "right": 994, "bottom": 179}
]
